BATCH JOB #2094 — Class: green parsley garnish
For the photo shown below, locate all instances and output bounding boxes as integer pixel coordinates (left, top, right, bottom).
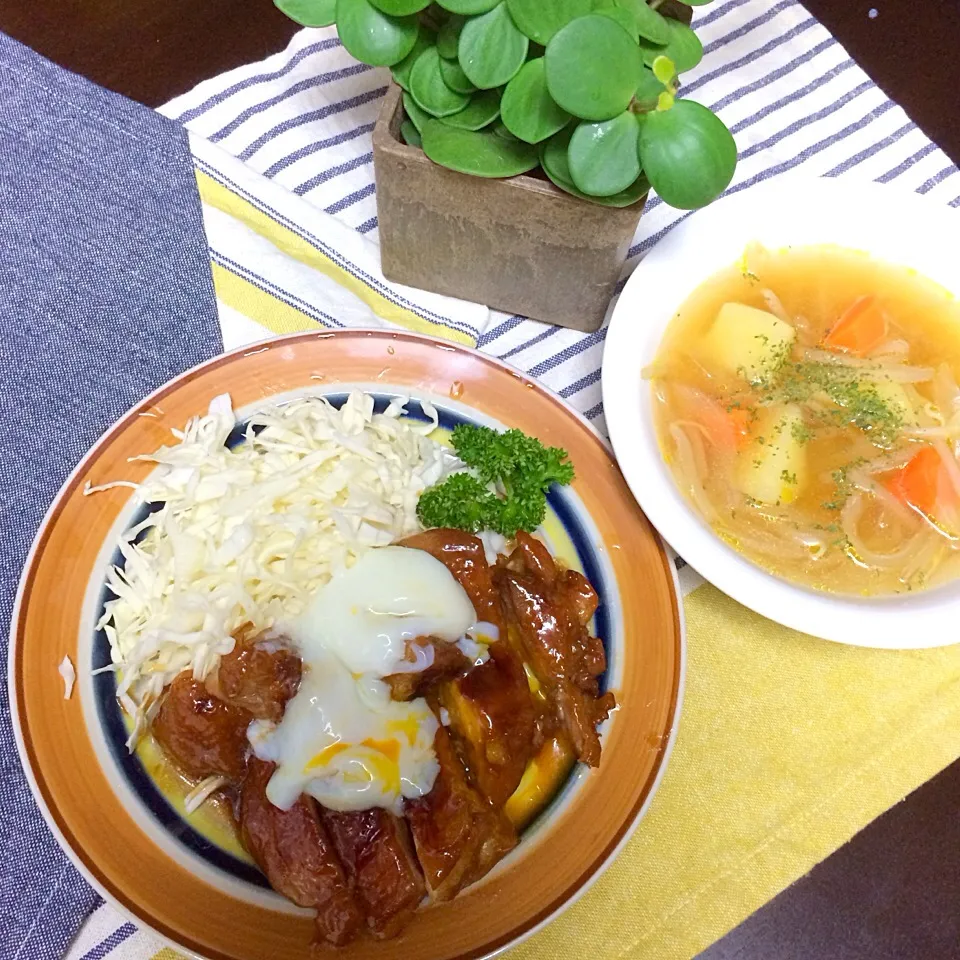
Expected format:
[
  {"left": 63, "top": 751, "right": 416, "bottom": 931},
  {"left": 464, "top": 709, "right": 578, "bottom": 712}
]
[
  {"left": 757, "top": 361, "right": 903, "bottom": 445},
  {"left": 416, "top": 424, "right": 575, "bottom": 537},
  {"left": 791, "top": 419, "right": 814, "bottom": 445}
]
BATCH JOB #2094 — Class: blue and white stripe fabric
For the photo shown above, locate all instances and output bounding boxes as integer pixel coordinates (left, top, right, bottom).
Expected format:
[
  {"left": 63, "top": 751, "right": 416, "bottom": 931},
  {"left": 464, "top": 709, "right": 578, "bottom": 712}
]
[{"left": 65, "top": 0, "right": 958, "bottom": 956}]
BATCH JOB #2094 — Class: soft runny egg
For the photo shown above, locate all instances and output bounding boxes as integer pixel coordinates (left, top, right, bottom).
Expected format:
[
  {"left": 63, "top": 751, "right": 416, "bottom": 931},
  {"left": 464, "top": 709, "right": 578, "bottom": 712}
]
[{"left": 249, "top": 546, "right": 476, "bottom": 813}]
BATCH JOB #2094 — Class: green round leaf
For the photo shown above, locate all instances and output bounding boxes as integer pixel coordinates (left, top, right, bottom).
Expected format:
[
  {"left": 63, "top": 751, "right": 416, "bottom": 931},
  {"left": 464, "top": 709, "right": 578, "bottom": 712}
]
[
  {"left": 401, "top": 119, "right": 423, "bottom": 146},
  {"left": 336, "top": 0, "right": 420, "bottom": 66},
  {"left": 459, "top": 3, "right": 529, "bottom": 89},
  {"left": 403, "top": 90, "right": 432, "bottom": 131},
  {"left": 410, "top": 46, "right": 472, "bottom": 116},
  {"left": 274, "top": 0, "right": 337, "bottom": 26},
  {"left": 635, "top": 65, "right": 666, "bottom": 105},
  {"left": 391, "top": 30, "right": 435, "bottom": 90},
  {"left": 544, "top": 14, "right": 641, "bottom": 121},
  {"left": 545, "top": 165, "right": 649, "bottom": 206},
  {"left": 421, "top": 119, "right": 540, "bottom": 175},
  {"left": 675, "top": 0, "right": 713, "bottom": 5},
  {"left": 500, "top": 58, "right": 571, "bottom": 143},
  {"left": 651, "top": 54, "right": 676, "bottom": 84},
  {"left": 540, "top": 124, "right": 577, "bottom": 183},
  {"left": 615, "top": 0, "right": 670, "bottom": 44},
  {"left": 506, "top": 0, "right": 593, "bottom": 45},
  {"left": 436, "top": 14, "right": 465, "bottom": 57},
  {"left": 586, "top": 173, "right": 649, "bottom": 206},
  {"left": 638, "top": 98, "right": 737, "bottom": 209},
  {"left": 492, "top": 119, "right": 520, "bottom": 140},
  {"left": 439, "top": 55, "right": 477, "bottom": 93},
  {"left": 438, "top": 88, "right": 502, "bottom": 129},
  {"left": 436, "top": 0, "right": 499, "bottom": 13},
  {"left": 638, "top": 18, "right": 703, "bottom": 72},
  {"left": 568, "top": 112, "right": 641, "bottom": 196},
  {"left": 595, "top": 6, "right": 639, "bottom": 40},
  {"left": 540, "top": 128, "right": 648, "bottom": 205},
  {"left": 368, "top": 0, "right": 430, "bottom": 13}
]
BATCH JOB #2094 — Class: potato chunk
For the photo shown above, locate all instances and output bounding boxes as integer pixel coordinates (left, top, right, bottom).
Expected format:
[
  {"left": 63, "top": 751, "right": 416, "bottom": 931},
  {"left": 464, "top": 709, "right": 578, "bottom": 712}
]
[
  {"left": 701, "top": 303, "right": 796, "bottom": 382},
  {"left": 735, "top": 404, "right": 807, "bottom": 505},
  {"left": 872, "top": 380, "right": 917, "bottom": 427}
]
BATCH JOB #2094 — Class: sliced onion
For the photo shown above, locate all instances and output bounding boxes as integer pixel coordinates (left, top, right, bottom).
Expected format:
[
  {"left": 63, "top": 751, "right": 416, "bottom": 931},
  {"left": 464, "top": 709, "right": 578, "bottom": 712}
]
[
  {"left": 934, "top": 440, "right": 960, "bottom": 501},
  {"left": 760, "top": 288, "right": 791, "bottom": 323},
  {"left": 899, "top": 534, "right": 944, "bottom": 583},
  {"left": 867, "top": 338, "right": 910, "bottom": 360},
  {"left": 861, "top": 365, "right": 935, "bottom": 384},
  {"left": 933, "top": 362, "right": 960, "bottom": 418},
  {"left": 672, "top": 418, "right": 713, "bottom": 446},
  {"left": 841, "top": 493, "right": 928, "bottom": 568},
  {"left": 668, "top": 422, "right": 717, "bottom": 522},
  {"left": 799, "top": 348, "right": 934, "bottom": 382},
  {"left": 801, "top": 347, "right": 878, "bottom": 368},
  {"left": 845, "top": 468, "right": 917, "bottom": 524},
  {"left": 726, "top": 524, "right": 830, "bottom": 562},
  {"left": 919, "top": 403, "right": 946, "bottom": 428},
  {"left": 859, "top": 448, "right": 919, "bottom": 475},
  {"left": 903, "top": 413, "right": 960, "bottom": 440}
]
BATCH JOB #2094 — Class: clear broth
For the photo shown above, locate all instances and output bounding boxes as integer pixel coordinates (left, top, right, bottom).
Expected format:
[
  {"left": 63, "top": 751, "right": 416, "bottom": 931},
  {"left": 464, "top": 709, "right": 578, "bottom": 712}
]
[{"left": 650, "top": 244, "right": 960, "bottom": 596}]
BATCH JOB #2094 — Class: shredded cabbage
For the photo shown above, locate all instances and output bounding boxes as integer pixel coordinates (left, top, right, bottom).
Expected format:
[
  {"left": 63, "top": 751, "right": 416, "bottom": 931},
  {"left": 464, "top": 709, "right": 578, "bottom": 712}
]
[
  {"left": 95, "top": 391, "right": 457, "bottom": 747},
  {"left": 59, "top": 655, "right": 76, "bottom": 700}
]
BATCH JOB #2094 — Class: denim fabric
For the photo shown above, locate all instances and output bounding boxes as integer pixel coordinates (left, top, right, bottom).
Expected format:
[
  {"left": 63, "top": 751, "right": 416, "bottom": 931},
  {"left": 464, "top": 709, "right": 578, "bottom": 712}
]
[{"left": 0, "top": 33, "right": 221, "bottom": 959}]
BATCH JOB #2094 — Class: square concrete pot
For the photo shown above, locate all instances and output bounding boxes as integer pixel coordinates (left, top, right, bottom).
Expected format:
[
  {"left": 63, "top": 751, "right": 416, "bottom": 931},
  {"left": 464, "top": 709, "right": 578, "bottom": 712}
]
[{"left": 372, "top": 84, "right": 645, "bottom": 333}]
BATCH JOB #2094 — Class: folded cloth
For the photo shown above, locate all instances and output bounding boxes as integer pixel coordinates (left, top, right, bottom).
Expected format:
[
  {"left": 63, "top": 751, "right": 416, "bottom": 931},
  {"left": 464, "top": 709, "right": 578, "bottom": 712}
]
[{"left": 0, "top": 32, "right": 222, "bottom": 960}]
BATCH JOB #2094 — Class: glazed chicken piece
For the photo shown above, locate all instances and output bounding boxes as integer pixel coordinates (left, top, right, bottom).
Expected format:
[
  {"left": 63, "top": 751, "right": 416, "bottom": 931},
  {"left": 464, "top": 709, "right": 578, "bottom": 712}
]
[
  {"left": 401, "top": 528, "right": 536, "bottom": 805},
  {"left": 406, "top": 724, "right": 517, "bottom": 902},
  {"left": 508, "top": 528, "right": 558, "bottom": 587},
  {"left": 498, "top": 532, "right": 616, "bottom": 767},
  {"left": 400, "top": 529, "right": 505, "bottom": 632},
  {"left": 437, "top": 643, "right": 535, "bottom": 807},
  {"left": 152, "top": 673, "right": 251, "bottom": 781},
  {"left": 384, "top": 636, "right": 471, "bottom": 702},
  {"left": 239, "top": 758, "right": 364, "bottom": 947},
  {"left": 320, "top": 808, "right": 426, "bottom": 939},
  {"left": 211, "top": 628, "right": 302, "bottom": 722}
]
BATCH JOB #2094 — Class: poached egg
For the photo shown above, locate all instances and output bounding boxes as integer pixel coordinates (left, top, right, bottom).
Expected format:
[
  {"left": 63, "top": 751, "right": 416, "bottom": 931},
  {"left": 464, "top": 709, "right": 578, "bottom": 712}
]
[{"left": 249, "top": 546, "right": 476, "bottom": 813}]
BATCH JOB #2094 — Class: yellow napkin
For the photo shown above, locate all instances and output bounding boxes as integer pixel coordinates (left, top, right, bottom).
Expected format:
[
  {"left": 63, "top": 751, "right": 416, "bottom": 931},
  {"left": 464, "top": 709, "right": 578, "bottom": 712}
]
[{"left": 506, "top": 582, "right": 960, "bottom": 960}]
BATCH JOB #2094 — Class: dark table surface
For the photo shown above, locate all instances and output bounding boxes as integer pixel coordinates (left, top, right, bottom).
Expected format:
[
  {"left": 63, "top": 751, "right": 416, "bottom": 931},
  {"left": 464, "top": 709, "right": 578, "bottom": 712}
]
[{"left": 2, "top": 1, "right": 958, "bottom": 958}]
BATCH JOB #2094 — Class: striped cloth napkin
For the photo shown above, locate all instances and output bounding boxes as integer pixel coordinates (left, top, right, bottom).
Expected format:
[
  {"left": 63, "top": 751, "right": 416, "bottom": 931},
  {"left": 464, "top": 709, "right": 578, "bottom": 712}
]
[{"left": 56, "top": 1, "right": 960, "bottom": 958}]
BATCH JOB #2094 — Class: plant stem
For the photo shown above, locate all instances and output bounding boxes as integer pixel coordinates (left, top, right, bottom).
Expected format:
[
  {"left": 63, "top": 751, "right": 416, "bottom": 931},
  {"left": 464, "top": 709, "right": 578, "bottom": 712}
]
[
  {"left": 649, "top": 0, "right": 666, "bottom": 9},
  {"left": 629, "top": 96, "right": 656, "bottom": 116}
]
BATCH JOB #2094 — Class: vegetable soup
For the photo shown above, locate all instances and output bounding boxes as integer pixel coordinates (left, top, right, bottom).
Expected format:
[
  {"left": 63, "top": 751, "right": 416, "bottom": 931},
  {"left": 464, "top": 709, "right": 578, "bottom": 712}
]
[{"left": 647, "top": 244, "right": 960, "bottom": 596}]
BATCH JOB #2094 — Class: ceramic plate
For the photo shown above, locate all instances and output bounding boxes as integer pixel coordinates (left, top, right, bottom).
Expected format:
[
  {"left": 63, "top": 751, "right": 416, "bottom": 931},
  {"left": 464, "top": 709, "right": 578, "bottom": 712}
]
[
  {"left": 603, "top": 175, "right": 960, "bottom": 648},
  {"left": 11, "top": 330, "right": 684, "bottom": 960}
]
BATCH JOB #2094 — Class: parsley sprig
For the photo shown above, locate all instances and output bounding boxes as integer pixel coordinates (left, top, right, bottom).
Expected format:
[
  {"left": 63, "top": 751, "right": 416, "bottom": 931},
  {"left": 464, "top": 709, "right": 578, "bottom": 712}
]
[{"left": 416, "top": 424, "right": 575, "bottom": 537}]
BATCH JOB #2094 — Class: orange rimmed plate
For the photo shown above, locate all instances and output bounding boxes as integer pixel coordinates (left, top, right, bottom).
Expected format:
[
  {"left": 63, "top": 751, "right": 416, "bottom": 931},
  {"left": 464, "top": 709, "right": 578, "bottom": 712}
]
[{"left": 10, "top": 330, "right": 683, "bottom": 960}]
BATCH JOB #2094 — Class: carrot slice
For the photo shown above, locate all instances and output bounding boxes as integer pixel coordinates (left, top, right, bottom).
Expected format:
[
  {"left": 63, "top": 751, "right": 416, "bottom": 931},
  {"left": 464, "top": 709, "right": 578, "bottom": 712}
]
[
  {"left": 695, "top": 398, "right": 752, "bottom": 450},
  {"left": 726, "top": 408, "right": 753, "bottom": 447},
  {"left": 674, "top": 385, "right": 753, "bottom": 451},
  {"left": 823, "top": 295, "right": 888, "bottom": 356},
  {"left": 884, "top": 446, "right": 942, "bottom": 517}
]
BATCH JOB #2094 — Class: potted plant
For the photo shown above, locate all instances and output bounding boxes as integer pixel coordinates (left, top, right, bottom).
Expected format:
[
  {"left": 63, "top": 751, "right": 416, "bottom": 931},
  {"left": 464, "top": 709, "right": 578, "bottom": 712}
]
[{"left": 275, "top": 0, "right": 735, "bottom": 332}]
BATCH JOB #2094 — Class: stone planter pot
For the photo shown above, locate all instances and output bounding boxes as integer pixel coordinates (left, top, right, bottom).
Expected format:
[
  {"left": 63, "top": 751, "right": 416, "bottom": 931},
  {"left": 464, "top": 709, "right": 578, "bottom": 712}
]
[{"left": 372, "top": 84, "right": 646, "bottom": 333}]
